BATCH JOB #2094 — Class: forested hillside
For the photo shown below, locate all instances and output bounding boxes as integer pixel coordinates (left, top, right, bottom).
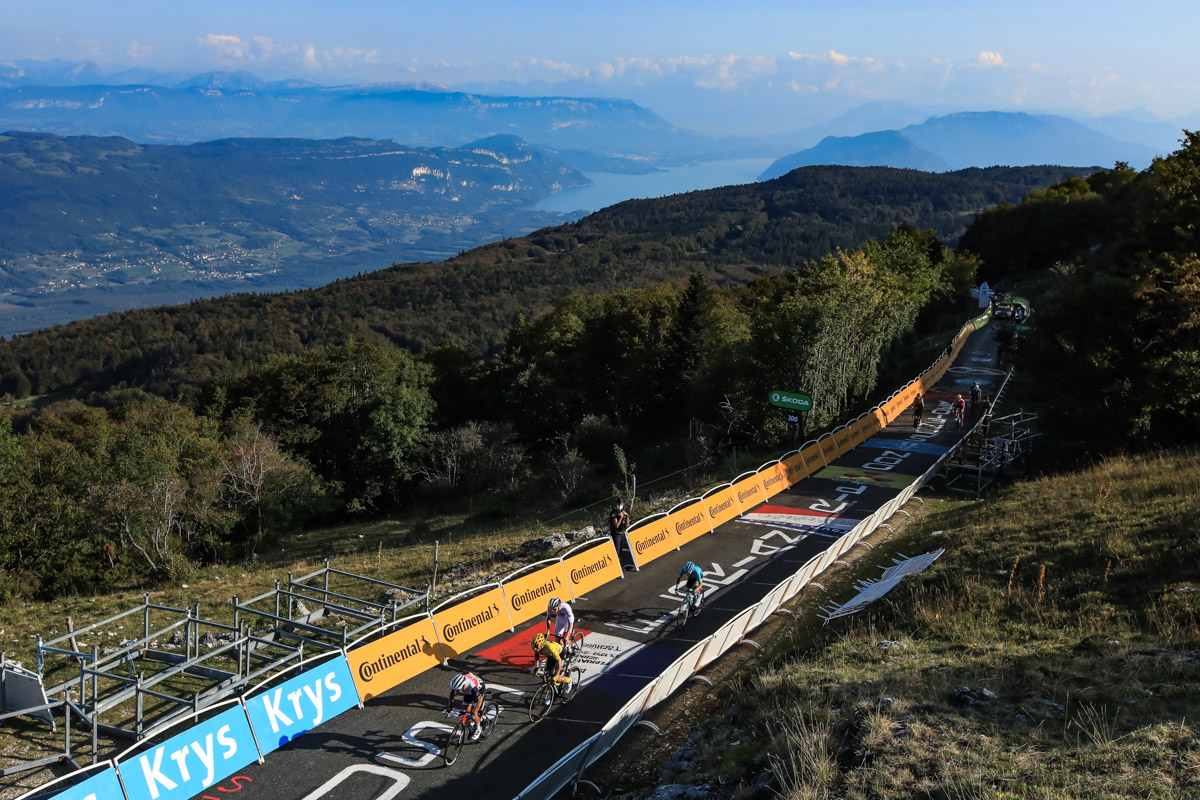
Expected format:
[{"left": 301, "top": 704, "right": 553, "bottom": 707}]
[
  {"left": 0, "top": 163, "right": 1090, "bottom": 401},
  {"left": 0, "top": 131, "right": 585, "bottom": 334},
  {"left": 959, "top": 132, "right": 1200, "bottom": 456}
]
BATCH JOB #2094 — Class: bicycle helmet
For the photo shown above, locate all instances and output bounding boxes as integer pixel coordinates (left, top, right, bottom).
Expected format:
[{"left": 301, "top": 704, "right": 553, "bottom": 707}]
[
  {"left": 547, "top": 597, "right": 562, "bottom": 613},
  {"left": 451, "top": 673, "right": 469, "bottom": 692},
  {"left": 681, "top": 561, "right": 695, "bottom": 577},
  {"left": 531, "top": 633, "right": 547, "bottom": 649}
]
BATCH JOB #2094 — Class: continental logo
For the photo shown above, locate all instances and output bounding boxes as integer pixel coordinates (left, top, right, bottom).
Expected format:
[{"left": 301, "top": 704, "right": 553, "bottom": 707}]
[
  {"left": 737, "top": 484, "right": 760, "bottom": 503},
  {"left": 634, "top": 529, "right": 671, "bottom": 555},
  {"left": 570, "top": 553, "right": 613, "bottom": 584},
  {"left": 763, "top": 473, "right": 782, "bottom": 489},
  {"left": 510, "top": 577, "right": 562, "bottom": 612},
  {"left": 804, "top": 451, "right": 821, "bottom": 466},
  {"left": 442, "top": 603, "right": 501, "bottom": 643},
  {"left": 358, "top": 635, "right": 430, "bottom": 682},
  {"left": 785, "top": 461, "right": 804, "bottom": 479},
  {"left": 707, "top": 497, "right": 734, "bottom": 518},
  {"left": 675, "top": 511, "right": 705, "bottom": 535}
]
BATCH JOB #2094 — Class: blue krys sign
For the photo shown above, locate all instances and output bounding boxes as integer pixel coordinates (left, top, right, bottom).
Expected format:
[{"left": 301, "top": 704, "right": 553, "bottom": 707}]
[
  {"left": 119, "top": 704, "right": 259, "bottom": 800},
  {"left": 245, "top": 655, "right": 359, "bottom": 754},
  {"left": 46, "top": 765, "right": 125, "bottom": 800}
]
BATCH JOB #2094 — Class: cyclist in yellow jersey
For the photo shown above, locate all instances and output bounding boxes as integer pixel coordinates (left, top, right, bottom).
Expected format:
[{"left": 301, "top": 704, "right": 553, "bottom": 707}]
[{"left": 531, "top": 633, "right": 571, "bottom": 691}]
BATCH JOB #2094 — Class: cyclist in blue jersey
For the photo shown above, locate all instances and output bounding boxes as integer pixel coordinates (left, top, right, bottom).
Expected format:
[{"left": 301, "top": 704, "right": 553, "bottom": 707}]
[{"left": 676, "top": 561, "right": 704, "bottom": 594}]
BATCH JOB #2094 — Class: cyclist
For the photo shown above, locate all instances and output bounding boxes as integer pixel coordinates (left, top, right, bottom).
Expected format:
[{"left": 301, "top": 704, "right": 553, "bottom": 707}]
[
  {"left": 676, "top": 561, "right": 704, "bottom": 602},
  {"left": 951, "top": 394, "right": 966, "bottom": 427},
  {"left": 446, "top": 672, "right": 487, "bottom": 741},
  {"left": 530, "top": 633, "right": 571, "bottom": 694},
  {"left": 911, "top": 391, "right": 925, "bottom": 430},
  {"left": 969, "top": 382, "right": 982, "bottom": 414},
  {"left": 545, "top": 596, "right": 576, "bottom": 650}
]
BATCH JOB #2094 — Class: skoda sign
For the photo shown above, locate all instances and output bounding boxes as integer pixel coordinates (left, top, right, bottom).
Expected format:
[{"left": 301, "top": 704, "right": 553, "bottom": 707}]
[{"left": 768, "top": 390, "right": 813, "bottom": 411}]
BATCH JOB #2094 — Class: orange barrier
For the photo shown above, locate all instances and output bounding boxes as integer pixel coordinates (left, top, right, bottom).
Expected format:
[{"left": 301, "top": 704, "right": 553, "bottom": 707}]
[
  {"left": 759, "top": 462, "right": 789, "bottom": 499},
  {"left": 432, "top": 585, "right": 512, "bottom": 660},
  {"left": 702, "top": 485, "right": 741, "bottom": 529},
  {"left": 347, "top": 615, "right": 443, "bottom": 702},
  {"left": 625, "top": 514, "right": 680, "bottom": 569},
  {"left": 731, "top": 471, "right": 767, "bottom": 513},
  {"left": 562, "top": 539, "right": 622, "bottom": 597},
  {"left": 503, "top": 561, "right": 574, "bottom": 626}
]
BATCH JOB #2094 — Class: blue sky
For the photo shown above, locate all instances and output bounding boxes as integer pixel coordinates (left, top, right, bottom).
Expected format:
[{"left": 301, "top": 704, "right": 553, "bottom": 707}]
[{"left": 3, "top": 1, "right": 1198, "bottom": 133}]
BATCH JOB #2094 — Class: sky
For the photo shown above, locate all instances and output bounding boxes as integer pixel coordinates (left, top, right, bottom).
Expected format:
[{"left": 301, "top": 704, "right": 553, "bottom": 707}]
[{"left": 3, "top": 0, "right": 1199, "bottom": 135}]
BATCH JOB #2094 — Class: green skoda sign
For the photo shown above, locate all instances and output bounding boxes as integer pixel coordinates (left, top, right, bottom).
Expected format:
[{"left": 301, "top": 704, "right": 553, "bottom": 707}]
[{"left": 768, "top": 390, "right": 813, "bottom": 411}]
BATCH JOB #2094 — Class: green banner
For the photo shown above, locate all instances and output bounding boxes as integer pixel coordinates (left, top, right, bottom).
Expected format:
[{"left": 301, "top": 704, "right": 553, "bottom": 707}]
[{"left": 769, "top": 390, "right": 813, "bottom": 411}]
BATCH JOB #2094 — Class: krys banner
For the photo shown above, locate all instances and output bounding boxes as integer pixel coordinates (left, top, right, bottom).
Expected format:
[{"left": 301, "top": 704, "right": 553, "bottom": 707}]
[
  {"left": 347, "top": 615, "right": 443, "bottom": 702},
  {"left": 244, "top": 654, "right": 359, "bottom": 755}
]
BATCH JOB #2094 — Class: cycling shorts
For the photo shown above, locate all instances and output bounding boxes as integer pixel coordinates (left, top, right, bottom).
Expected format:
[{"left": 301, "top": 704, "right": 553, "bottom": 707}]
[{"left": 685, "top": 573, "right": 702, "bottom": 590}]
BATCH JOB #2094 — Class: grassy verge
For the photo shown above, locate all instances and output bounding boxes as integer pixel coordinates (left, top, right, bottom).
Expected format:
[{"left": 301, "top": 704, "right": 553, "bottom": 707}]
[{"left": 653, "top": 450, "right": 1200, "bottom": 799}]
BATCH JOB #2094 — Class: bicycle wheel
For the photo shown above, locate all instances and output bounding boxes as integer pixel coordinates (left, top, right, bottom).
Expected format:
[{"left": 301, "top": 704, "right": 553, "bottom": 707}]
[
  {"left": 559, "top": 667, "right": 583, "bottom": 705},
  {"left": 569, "top": 630, "right": 585, "bottom": 653},
  {"left": 675, "top": 596, "right": 690, "bottom": 629},
  {"left": 443, "top": 721, "right": 465, "bottom": 766},
  {"left": 528, "top": 683, "right": 554, "bottom": 722},
  {"left": 479, "top": 702, "right": 499, "bottom": 741}
]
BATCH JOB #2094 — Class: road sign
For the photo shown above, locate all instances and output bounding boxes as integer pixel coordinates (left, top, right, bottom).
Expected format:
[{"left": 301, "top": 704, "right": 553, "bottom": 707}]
[{"left": 768, "top": 390, "right": 813, "bottom": 411}]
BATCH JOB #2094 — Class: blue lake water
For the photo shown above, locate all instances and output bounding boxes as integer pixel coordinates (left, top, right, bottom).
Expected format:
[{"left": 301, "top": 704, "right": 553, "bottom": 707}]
[{"left": 536, "top": 158, "right": 776, "bottom": 216}]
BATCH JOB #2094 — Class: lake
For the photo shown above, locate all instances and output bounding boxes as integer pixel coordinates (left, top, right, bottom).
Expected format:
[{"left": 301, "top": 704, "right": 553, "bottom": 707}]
[{"left": 536, "top": 158, "right": 776, "bottom": 216}]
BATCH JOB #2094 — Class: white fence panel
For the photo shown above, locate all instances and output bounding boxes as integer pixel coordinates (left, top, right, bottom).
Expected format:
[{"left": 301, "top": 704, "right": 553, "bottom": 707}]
[
  {"left": 643, "top": 641, "right": 708, "bottom": 710},
  {"left": 745, "top": 580, "right": 791, "bottom": 633},
  {"left": 515, "top": 733, "right": 603, "bottom": 800},
  {"left": 697, "top": 606, "right": 756, "bottom": 669}
]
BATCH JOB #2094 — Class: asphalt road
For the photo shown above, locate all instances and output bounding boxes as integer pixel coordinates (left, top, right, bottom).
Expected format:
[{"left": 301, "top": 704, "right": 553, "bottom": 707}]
[{"left": 190, "top": 325, "right": 1004, "bottom": 800}]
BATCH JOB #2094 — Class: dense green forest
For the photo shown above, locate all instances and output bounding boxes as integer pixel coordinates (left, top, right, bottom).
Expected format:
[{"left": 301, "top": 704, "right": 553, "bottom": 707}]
[
  {"left": 0, "top": 221, "right": 961, "bottom": 599},
  {"left": 0, "top": 163, "right": 1090, "bottom": 401},
  {"left": 959, "top": 132, "right": 1200, "bottom": 455}
]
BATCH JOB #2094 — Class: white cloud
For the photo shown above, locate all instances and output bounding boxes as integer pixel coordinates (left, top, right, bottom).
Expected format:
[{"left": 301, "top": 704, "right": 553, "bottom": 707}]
[
  {"left": 978, "top": 51, "right": 1005, "bottom": 67},
  {"left": 126, "top": 41, "right": 153, "bottom": 63}
]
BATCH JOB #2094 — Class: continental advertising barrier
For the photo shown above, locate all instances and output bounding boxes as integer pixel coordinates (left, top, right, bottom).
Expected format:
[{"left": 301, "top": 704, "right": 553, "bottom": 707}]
[
  {"left": 670, "top": 499, "right": 711, "bottom": 547},
  {"left": 780, "top": 451, "right": 809, "bottom": 485},
  {"left": 702, "top": 486, "right": 740, "bottom": 529},
  {"left": 432, "top": 585, "right": 512, "bottom": 659},
  {"left": 731, "top": 470, "right": 766, "bottom": 513},
  {"left": 503, "top": 561, "right": 573, "bottom": 626},
  {"left": 625, "top": 514, "right": 680, "bottom": 569},
  {"left": 244, "top": 654, "right": 359, "bottom": 755},
  {"left": 759, "top": 462, "right": 789, "bottom": 499},
  {"left": 563, "top": 539, "right": 622, "bottom": 597},
  {"left": 347, "top": 614, "right": 443, "bottom": 702}
]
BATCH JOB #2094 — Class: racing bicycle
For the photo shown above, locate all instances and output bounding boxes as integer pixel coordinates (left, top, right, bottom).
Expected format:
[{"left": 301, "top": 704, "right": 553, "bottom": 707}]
[
  {"left": 528, "top": 648, "right": 582, "bottom": 722},
  {"left": 442, "top": 700, "right": 499, "bottom": 765},
  {"left": 675, "top": 584, "right": 704, "bottom": 628}
]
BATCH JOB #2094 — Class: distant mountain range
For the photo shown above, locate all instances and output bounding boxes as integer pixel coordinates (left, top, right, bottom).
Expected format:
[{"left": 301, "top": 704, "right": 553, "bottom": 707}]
[
  {"left": 760, "top": 111, "right": 1164, "bottom": 178},
  {"left": 0, "top": 130, "right": 586, "bottom": 335},
  {"left": 0, "top": 74, "right": 739, "bottom": 168}
]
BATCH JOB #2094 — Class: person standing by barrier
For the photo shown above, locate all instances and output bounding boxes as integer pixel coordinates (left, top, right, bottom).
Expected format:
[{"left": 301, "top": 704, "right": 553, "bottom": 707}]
[
  {"left": 608, "top": 499, "right": 632, "bottom": 567},
  {"left": 969, "top": 381, "right": 982, "bottom": 414}
]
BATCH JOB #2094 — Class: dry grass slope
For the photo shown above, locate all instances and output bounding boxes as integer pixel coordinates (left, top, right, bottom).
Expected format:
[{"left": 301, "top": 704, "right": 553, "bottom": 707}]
[{"left": 680, "top": 450, "right": 1200, "bottom": 800}]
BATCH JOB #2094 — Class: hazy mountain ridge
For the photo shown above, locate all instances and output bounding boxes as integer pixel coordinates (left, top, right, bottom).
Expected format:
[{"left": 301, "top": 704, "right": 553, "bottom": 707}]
[
  {"left": 760, "top": 111, "right": 1163, "bottom": 179},
  {"left": 0, "top": 79, "right": 732, "bottom": 165}
]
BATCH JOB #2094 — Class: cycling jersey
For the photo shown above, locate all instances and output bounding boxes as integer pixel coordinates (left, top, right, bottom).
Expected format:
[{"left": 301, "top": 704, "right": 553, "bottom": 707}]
[
  {"left": 681, "top": 564, "right": 704, "bottom": 589},
  {"left": 549, "top": 602, "right": 575, "bottom": 637},
  {"left": 453, "top": 673, "right": 487, "bottom": 702},
  {"left": 952, "top": 398, "right": 966, "bottom": 411}
]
